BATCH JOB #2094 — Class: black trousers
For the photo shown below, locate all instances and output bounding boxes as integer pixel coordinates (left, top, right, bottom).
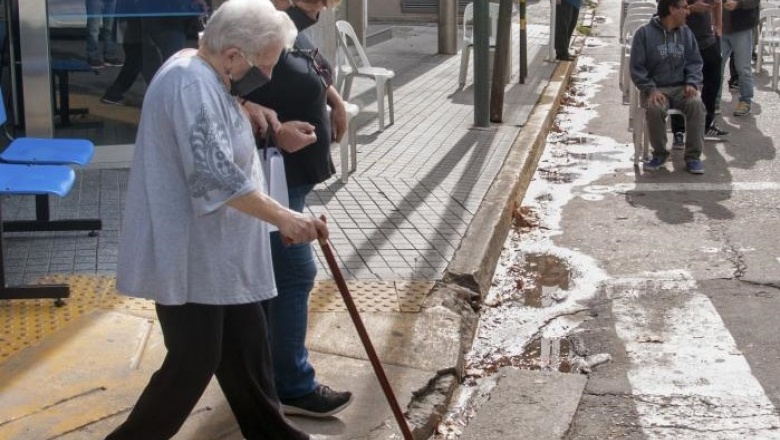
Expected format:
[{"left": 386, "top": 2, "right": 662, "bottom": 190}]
[
  {"left": 555, "top": 2, "right": 580, "bottom": 57},
  {"left": 103, "top": 19, "right": 143, "bottom": 101},
  {"left": 105, "top": 302, "right": 309, "bottom": 440},
  {"left": 672, "top": 39, "right": 722, "bottom": 132}
]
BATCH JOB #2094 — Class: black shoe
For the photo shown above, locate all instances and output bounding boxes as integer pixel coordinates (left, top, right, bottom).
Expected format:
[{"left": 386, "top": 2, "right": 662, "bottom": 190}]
[
  {"left": 104, "top": 58, "right": 124, "bottom": 67},
  {"left": 281, "top": 384, "right": 353, "bottom": 418},
  {"left": 100, "top": 96, "right": 125, "bottom": 106},
  {"left": 88, "top": 59, "right": 105, "bottom": 69},
  {"left": 556, "top": 53, "right": 576, "bottom": 61},
  {"left": 728, "top": 78, "right": 738, "bottom": 90}
]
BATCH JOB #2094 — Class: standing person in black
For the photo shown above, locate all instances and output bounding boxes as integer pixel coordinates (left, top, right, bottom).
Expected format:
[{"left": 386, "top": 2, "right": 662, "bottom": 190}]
[
  {"left": 244, "top": 0, "right": 354, "bottom": 418},
  {"left": 102, "top": 0, "right": 208, "bottom": 105},
  {"left": 670, "top": 0, "right": 728, "bottom": 148},
  {"left": 555, "top": 0, "right": 581, "bottom": 61}
]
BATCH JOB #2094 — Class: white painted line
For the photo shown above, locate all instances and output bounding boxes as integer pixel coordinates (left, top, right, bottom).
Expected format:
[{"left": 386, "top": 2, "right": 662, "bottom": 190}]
[
  {"left": 609, "top": 273, "right": 780, "bottom": 439},
  {"left": 613, "top": 182, "right": 780, "bottom": 192}
]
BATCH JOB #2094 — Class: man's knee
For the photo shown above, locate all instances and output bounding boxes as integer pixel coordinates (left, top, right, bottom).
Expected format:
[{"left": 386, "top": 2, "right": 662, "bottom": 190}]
[{"left": 682, "top": 96, "right": 705, "bottom": 116}]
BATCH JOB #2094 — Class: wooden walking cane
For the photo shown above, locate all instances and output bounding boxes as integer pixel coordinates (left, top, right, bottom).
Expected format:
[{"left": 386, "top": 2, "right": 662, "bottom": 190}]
[{"left": 318, "top": 237, "right": 414, "bottom": 440}]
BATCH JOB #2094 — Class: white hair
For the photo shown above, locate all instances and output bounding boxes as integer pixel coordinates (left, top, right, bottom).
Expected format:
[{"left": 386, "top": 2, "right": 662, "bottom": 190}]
[{"left": 201, "top": 0, "right": 297, "bottom": 55}]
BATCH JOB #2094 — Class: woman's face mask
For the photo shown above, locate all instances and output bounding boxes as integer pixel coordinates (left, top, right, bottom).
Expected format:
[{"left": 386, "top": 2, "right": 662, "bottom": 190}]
[
  {"left": 229, "top": 52, "right": 270, "bottom": 97},
  {"left": 286, "top": 6, "right": 318, "bottom": 31}
]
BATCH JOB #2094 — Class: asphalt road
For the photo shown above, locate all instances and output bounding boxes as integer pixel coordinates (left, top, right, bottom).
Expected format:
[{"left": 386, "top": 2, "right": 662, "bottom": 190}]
[{"left": 549, "top": 0, "right": 780, "bottom": 438}]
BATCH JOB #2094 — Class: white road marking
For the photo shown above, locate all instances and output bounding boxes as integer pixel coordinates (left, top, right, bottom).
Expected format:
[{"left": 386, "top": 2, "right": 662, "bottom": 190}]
[
  {"left": 609, "top": 272, "right": 780, "bottom": 439},
  {"left": 608, "top": 182, "right": 780, "bottom": 192}
]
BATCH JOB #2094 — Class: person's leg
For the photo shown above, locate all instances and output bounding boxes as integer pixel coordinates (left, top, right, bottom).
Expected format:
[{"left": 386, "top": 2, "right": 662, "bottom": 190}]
[
  {"left": 672, "top": 91, "right": 706, "bottom": 162},
  {"left": 101, "top": 0, "right": 117, "bottom": 60},
  {"left": 265, "top": 184, "right": 317, "bottom": 400},
  {"left": 644, "top": 91, "right": 671, "bottom": 160},
  {"left": 103, "top": 20, "right": 144, "bottom": 102},
  {"left": 140, "top": 18, "right": 165, "bottom": 84},
  {"left": 718, "top": 34, "right": 734, "bottom": 106},
  {"left": 700, "top": 40, "right": 723, "bottom": 130},
  {"left": 85, "top": 0, "right": 102, "bottom": 65},
  {"left": 566, "top": 6, "right": 580, "bottom": 50},
  {"left": 733, "top": 28, "right": 754, "bottom": 105},
  {"left": 215, "top": 303, "right": 310, "bottom": 440},
  {"left": 729, "top": 53, "right": 738, "bottom": 84},
  {"left": 149, "top": 18, "right": 188, "bottom": 60},
  {"left": 555, "top": 3, "right": 574, "bottom": 57},
  {"left": 105, "top": 303, "right": 224, "bottom": 440}
]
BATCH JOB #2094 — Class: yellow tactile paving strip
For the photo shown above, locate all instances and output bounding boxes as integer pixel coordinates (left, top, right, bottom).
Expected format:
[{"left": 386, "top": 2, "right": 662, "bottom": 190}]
[{"left": 1, "top": 275, "right": 433, "bottom": 364}]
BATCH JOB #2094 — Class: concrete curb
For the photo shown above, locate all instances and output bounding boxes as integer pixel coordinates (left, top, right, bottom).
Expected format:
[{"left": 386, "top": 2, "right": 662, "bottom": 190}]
[
  {"left": 402, "top": 59, "right": 579, "bottom": 440},
  {"left": 444, "top": 59, "right": 578, "bottom": 296}
]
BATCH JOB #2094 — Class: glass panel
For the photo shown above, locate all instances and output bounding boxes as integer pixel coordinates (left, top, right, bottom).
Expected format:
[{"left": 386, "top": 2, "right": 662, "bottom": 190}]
[{"left": 47, "top": 0, "right": 208, "bottom": 145}]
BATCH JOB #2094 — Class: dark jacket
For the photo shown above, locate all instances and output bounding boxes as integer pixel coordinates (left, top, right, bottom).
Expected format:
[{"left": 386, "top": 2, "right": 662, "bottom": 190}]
[
  {"left": 723, "top": 0, "right": 760, "bottom": 34},
  {"left": 685, "top": 0, "right": 718, "bottom": 49},
  {"left": 630, "top": 17, "right": 704, "bottom": 94}
]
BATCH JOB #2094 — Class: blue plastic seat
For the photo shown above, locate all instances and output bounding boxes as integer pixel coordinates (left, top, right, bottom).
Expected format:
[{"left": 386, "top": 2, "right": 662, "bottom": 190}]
[
  {"left": 0, "top": 137, "right": 94, "bottom": 165},
  {"left": 0, "top": 88, "right": 94, "bottom": 166},
  {"left": 0, "top": 163, "right": 76, "bottom": 302},
  {"left": 0, "top": 163, "right": 75, "bottom": 196}
]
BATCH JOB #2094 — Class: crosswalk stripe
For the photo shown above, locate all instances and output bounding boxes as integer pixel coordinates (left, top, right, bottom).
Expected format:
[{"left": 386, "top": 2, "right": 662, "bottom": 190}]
[
  {"left": 584, "top": 182, "right": 780, "bottom": 193},
  {"left": 608, "top": 273, "right": 780, "bottom": 439}
]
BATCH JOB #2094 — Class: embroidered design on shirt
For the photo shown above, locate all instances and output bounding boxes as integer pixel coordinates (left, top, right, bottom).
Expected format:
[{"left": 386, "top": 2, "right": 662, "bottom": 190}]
[{"left": 189, "top": 105, "right": 247, "bottom": 200}]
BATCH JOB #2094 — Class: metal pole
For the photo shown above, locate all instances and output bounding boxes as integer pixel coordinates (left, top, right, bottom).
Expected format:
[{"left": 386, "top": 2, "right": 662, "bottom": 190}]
[
  {"left": 473, "top": 0, "right": 490, "bottom": 127},
  {"left": 490, "top": 0, "right": 513, "bottom": 122},
  {"left": 318, "top": 238, "right": 414, "bottom": 440},
  {"left": 438, "top": 0, "right": 458, "bottom": 54},
  {"left": 519, "top": 0, "right": 527, "bottom": 83},
  {"left": 549, "top": 0, "right": 557, "bottom": 62}
]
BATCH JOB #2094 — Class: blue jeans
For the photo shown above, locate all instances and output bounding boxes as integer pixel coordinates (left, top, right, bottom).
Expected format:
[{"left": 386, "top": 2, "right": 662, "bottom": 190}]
[
  {"left": 85, "top": 0, "right": 117, "bottom": 63},
  {"left": 721, "top": 29, "right": 754, "bottom": 104},
  {"left": 264, "top": 184, "right": 317, "bottom": 400}
]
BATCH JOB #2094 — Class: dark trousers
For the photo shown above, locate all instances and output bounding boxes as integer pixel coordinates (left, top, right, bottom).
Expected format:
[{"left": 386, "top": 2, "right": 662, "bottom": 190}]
[
  {"left": 140, "top": 17, "right": 188, "bottom": 84},
  {"left": 555, "top": 2, "right": 580, "bottom": 57},
  {"left": 103, "top": 19, "right": 143, "bottom": 101},
  {"left": 105, "top": 302, "right": 309, "bottom": 440},
  {"left": 672, "top": 39, "right": 722, "bottom": 132}
]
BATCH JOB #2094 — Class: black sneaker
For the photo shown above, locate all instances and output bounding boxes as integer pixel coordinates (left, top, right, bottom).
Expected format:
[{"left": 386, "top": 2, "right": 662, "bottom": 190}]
[
  {"left": 672, "top": 131, "right": 685, "bottom": 150},
  {"left": 728, "top": 78, "right": 738, "bottom": 90},
  {"left": 705, "top": 124, "right": 729, "bottom": 140},
  {"left": 88, "top": 59, "right": 105, "bottom": 69},
  {"left": 104, "top": 58, "right": 124, "bottom": 67},
  {"left": 281, "top": 384, "right": 353, "bottom": 418},
  {"left": 100, "top": 96, "right": 125, "bottom": 106}
]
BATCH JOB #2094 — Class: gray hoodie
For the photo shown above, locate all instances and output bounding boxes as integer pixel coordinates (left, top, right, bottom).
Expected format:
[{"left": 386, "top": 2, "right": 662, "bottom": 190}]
[{"left": 629, "top": 16, "right": 704, "bottom": 95}]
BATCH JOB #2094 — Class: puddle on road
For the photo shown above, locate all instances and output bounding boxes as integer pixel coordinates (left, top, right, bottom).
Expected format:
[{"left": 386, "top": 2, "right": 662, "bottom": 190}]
[
  {"left": 518, "top": 253, "right": 571, "bottom": 308},
  {"left": 516, "top": 336, "right": 574, "bottom": 372}
]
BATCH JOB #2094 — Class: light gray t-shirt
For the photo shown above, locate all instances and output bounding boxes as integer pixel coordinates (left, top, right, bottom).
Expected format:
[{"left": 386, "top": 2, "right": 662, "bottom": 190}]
[{"left": 116, "top": 52, "right": 277, "bottom": 306}]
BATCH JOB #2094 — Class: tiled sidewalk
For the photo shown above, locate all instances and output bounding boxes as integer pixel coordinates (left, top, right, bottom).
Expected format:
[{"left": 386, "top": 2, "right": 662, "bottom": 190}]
[{"left": 2, "top": 17, "right": 555, "bottom": 285}]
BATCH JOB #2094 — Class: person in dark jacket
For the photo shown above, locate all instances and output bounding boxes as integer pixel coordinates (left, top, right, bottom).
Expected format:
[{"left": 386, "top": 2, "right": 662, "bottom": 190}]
[
  {"left": 670, "top": 0, "right": 728, "bottom": 146},
  {"left": 722, "top": 0, "right": 759, "bottom": 116},
  {"left": 630, "top": 0, "right": 706, "bottom": 174},
  {"left": 555, "top": 0, "right": 581, "bottom": 60},
  {"left": 244, "top": 0, "right": 354, "bottom": 419}
]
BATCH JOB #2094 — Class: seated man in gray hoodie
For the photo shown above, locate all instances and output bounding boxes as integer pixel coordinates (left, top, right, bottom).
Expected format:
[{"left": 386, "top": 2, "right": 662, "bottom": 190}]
[{"left": 630, "top": 0, "right": 706, "bottom": 174}]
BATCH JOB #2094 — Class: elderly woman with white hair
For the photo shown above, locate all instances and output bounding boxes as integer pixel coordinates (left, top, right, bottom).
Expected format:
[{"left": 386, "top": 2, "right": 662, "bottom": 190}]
[{"left": 106, "top": 1, "right": 327, "bottom": 439}]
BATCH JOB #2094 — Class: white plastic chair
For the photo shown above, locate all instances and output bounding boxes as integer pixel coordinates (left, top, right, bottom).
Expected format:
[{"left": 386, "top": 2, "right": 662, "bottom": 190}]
[
  {"left": 459, "top": 2, "right": 510, "bottom": 87},
  {"left": 620, "top": 0, "right": 655, "bottom": 41},
  {"left": 335, "top": 20, "right": 395, "bottom": 131},
  {"left": 329, "top": 101, "right": 360, "bottom": 183},
  {"left": 756, "top": 7, "right": 780, "bottom": 74},
  {"left": 620, "top": 17, "right": 651, "bottom": 103}
]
